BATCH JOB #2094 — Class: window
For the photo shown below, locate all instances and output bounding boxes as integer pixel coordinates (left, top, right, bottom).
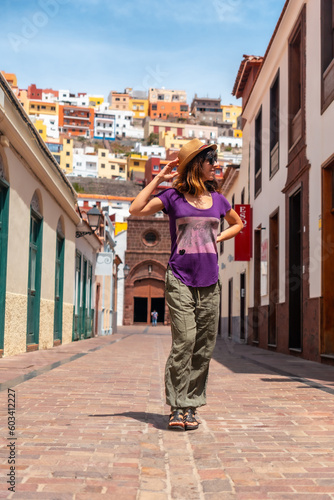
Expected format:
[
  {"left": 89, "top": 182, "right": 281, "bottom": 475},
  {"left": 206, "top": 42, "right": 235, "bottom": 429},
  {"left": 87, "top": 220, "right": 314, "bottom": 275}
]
[
  {"left": 54, "top": 231, "right": 65, "bottom": 342},
  {"left": 152, "top": 104, "right": 157, "bottom": 110},
  {"left": 321, "top": 0, "right": 334, "bottom": 110},
  {"left": 111, "top": 165, "right": 115, "bottom": 170},
  {"left": 27, "top": 207, "right": 43, "bottom": 346},
  {"left": 101, "top": 152, "right": 106, "bottom": 157},
  {"left": 254, "top": 107, "right": 262, "bottom": 198},
  {"left": 66, "top": 163, "right": 70, "bottom": 168},
  {"left": 270, "top": 71, "right": 280, "bottom": 177},
  {"left": 134, "top": 161, "right": 140, "bottom": 166},
  {"left": 66, "top": 152, "right": 70, "bottom": 156},
  {"left": 288, "top": 15, "right": 304, "bottom": 149},
  {"left": 153, "top": 165, "right": 159, "bottom": 171},
  {"left": 143, "top": 231, "right": 158, "bottom": 246},
  {"left": 220, "top": 217, "right": 224, "bottom": 254},
  {"left": 241, "top": 187, "right": 245, "bottom": 204}
]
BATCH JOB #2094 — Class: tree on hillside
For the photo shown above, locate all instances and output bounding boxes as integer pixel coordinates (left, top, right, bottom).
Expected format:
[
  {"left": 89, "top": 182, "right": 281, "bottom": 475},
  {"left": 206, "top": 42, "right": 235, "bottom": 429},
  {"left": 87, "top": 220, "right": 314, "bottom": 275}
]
[{"left": 147, "top": 132, "right": 159, "bottom": 145}]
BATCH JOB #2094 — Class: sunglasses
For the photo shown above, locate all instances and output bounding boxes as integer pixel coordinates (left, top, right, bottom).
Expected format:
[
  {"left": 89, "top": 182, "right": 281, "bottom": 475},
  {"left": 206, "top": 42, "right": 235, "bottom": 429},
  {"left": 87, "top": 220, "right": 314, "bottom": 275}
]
[{"left": 206, "top": 155, "right": 218, "bottom": 165}]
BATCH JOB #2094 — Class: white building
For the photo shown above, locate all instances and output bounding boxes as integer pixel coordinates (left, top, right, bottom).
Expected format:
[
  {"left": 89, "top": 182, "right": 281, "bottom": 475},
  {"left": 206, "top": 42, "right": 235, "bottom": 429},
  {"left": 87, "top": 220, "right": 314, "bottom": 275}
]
[
  {"left": 134, "top": 142, "right": 166, "bottom": 158},
  {"left": 77, "top": 194, "right": 132, "bottom": 222},
  {"left": 183, "top": 123, "right": 218, "bottom": 141},
  {"left": 94, "top": 103, "right": 116, "bottom": 141},
  {"left": 217, "top": 136, "right": 242, "bottom": 149},
  {"left": 114, "top": 110, "right": 144, "bottom": 139},
  {"left": 220, "top": 0, "right": 334, "bottom": 365},
  {"left": 114, "top": 228, "right": 127, "bottom": 326},
  {"left": 58, "top": 90, "right": 89, "bottom": 107},
  {"left": 30, "top": 114, "right": 59, "bottom": 139},
  {"left": 71, "top": 147, "right": 98, "bottom": 177}
]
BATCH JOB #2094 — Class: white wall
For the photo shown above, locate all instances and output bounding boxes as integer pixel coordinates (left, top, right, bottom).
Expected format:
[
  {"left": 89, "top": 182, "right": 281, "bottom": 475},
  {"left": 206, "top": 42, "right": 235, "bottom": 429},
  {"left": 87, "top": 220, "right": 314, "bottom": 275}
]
[{"left": 115, "top": 230, "right": 127, "bottom": 325}]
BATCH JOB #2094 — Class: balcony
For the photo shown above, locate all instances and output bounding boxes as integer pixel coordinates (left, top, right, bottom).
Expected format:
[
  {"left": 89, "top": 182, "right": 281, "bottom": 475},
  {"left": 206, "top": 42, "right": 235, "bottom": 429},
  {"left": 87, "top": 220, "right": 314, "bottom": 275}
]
[
  {"left": 63, "top": 124, "right": 90, "bottom": 130},
  {"left": 63, "top": 113, "right": 90, "bottom": 120}
]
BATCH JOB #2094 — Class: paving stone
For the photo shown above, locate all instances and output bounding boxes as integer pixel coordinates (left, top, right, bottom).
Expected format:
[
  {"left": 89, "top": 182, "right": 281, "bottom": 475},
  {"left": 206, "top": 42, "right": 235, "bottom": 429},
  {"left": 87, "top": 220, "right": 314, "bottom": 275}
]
[{"left": 1, "top": 325, "right": 334, "bottom": 499}]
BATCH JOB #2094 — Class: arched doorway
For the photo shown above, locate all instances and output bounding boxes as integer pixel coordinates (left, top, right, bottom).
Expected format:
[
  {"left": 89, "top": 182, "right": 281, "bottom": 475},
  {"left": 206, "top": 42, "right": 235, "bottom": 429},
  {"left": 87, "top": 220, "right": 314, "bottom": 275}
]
[{"left": 133, "top": 278, "right": 165, "bottom": 324}]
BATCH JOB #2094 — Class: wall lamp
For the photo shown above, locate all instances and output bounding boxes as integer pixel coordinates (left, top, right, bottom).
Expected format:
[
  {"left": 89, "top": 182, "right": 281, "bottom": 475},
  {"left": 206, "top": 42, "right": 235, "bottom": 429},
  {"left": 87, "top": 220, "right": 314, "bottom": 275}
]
[
  {"left": 118, "top": 264, "right": 130, "bottom": 281},
  {"left": 76, "top": 206, "right": 103, "bottom": 238}
]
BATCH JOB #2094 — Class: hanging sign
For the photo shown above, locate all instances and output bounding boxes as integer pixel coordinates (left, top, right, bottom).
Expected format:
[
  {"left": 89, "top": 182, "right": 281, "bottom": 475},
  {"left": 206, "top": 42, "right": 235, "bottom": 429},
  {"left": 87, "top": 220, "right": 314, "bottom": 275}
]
[{"left": 234, "top": 204, "right": 252, "bottom": 261}]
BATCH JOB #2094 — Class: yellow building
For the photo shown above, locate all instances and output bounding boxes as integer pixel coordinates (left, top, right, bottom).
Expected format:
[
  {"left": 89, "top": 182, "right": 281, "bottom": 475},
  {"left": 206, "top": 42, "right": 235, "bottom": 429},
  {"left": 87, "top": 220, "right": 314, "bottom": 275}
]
[
  {"left": 115, "top": 222, "right": 127, "bottom": 236},
  {"left": 89, "top": 95, "right": 104, "bottom": 107},
  {"left": 27, "top": 100, "right": 58, "bottom": 116},
  {"left": 159, "top": 130, "right": 188, "bottom": 150},
  {"left": 234, "top": 129, "right": 243, "bottom": 138},
  {"left": 34, "top": 119, "right": 47, "bottom": 141},
  {"left": 129, "top": 98, "right": 149, "bottom": 119},
  {"left": 60, "top": 138, "right": 74, "bottom": 173},
  {"left": 127, "top": 153, "right": 148, "bottom": 181},
  {"left": 98, "top": 149, "right": 127, "bottom": 179},
  {"left": 45, "top": 137, "right": 74, "bottom": 173},
  {"left": 221, "top": 104, "right": 242, "bottom": 128}
]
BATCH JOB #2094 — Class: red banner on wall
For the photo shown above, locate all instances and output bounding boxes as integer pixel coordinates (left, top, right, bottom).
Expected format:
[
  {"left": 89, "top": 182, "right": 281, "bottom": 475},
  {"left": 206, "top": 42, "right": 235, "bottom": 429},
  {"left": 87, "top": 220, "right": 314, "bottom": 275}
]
[{"left": 234, "top": 204, "right": 252, "bottom": 261}]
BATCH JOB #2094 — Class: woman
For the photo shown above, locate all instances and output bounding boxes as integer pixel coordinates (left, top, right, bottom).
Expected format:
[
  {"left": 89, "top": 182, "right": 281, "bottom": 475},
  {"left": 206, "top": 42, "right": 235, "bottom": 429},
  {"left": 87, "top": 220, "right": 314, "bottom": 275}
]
[{"left": 129, "top": 138, "right": 243, "bottom": 431}]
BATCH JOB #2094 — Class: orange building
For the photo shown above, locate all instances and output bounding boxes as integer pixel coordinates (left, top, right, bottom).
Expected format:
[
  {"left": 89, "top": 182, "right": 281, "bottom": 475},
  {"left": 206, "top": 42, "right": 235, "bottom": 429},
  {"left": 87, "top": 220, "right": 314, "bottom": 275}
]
[
  {"left": 1, "top": 72, "right": 17, "bottom": 88},
  {"left": 109, "top": 91, "right": 130, "bottom": 110},
  {"left": 59, "top": 105, "right": 94, "bottom": 138},
  {"left": 148, "top": 88, "right": 189, "bottom": 120},
  {"left": 149, "top": 101, "right": 189, "bottom": 120}
]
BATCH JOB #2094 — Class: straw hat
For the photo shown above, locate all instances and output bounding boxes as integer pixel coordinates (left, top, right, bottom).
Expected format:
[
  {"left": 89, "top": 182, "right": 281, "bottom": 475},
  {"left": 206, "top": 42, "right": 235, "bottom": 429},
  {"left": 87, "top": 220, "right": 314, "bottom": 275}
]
[{"left": 177, "top": 138, "right": 217, "bottom": 171}]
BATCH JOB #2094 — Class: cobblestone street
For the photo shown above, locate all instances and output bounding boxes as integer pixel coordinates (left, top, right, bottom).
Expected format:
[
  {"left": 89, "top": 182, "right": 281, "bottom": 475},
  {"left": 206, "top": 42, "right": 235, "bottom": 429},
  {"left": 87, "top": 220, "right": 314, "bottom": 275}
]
[{"left": 1, "top": 325, "right": 334, "bottom": 499}]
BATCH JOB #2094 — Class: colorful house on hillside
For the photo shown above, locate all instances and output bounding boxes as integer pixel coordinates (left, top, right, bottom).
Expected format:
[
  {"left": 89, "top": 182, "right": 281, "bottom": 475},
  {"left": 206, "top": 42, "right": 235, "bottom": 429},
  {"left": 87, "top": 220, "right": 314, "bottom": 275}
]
[
  {"left": 59, "top": 104, "right": 94, "bottom": 138},
  {"left": 148, "top": 88, "right": 189, "bottom": 119},
  {"left": 129, "top": 97, "right": 149, "bottom": 119}
]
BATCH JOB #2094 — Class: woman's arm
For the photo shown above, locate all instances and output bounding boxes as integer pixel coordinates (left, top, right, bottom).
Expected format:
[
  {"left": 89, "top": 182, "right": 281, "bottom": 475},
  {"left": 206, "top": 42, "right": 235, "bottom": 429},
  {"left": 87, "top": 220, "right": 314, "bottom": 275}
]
[
  {"left": 129, "top": 158, "right": 179, "bottom": 216},
  {"left": 216, "top": 209, "right": 243, "bottom": 242}
]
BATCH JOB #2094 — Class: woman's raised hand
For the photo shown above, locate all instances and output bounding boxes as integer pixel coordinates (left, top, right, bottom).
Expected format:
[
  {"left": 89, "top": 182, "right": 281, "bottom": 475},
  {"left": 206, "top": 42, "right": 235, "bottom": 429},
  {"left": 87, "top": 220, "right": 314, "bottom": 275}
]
[{"left": 157, "top": 158, "right": 179, "bottom": 183}]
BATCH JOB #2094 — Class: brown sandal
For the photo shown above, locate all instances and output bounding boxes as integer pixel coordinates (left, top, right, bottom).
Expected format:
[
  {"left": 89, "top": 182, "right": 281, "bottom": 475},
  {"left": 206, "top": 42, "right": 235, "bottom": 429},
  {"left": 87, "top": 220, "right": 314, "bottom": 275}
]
[{"left": 168, "top": 409, "right": 185, "bottom": 431}]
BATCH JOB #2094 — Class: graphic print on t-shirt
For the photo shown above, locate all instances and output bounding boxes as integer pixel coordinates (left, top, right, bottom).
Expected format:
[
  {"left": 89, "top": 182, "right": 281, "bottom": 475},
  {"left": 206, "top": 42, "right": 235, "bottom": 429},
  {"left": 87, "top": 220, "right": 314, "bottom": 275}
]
[{"left": 176, "top": 216, "right": 219, "bottom": 255}]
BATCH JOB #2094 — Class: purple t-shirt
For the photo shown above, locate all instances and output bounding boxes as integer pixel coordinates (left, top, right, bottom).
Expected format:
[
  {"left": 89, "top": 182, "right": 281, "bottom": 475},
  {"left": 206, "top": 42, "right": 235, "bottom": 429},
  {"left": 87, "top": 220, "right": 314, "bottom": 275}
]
[{"left": 156, "top": 188, "right": 231, "bottom": 287}]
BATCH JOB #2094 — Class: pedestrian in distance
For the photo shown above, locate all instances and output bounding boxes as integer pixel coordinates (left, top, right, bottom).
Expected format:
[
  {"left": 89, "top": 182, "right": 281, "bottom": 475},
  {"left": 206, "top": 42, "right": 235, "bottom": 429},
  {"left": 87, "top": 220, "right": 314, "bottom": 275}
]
[
  {"left": 129, "top": 138, "right": 243, "bottom": 431},
  {"left": 151, "top": 310, "right": 158, "bottom": 326}
]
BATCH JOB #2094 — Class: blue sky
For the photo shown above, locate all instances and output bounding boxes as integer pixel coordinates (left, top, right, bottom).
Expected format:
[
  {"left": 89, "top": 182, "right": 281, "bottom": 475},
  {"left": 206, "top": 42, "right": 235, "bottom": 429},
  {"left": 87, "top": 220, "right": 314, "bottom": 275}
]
[{"left": 1, "top": 0, "right": 286, "bottom": 105}]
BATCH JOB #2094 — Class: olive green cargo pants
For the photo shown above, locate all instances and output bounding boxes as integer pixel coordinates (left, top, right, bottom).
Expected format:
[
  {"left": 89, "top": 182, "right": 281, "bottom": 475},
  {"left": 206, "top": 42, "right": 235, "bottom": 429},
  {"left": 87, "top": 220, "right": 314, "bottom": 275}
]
[{"left": 164, "top": 267, "right": 221, "bottom": 410}]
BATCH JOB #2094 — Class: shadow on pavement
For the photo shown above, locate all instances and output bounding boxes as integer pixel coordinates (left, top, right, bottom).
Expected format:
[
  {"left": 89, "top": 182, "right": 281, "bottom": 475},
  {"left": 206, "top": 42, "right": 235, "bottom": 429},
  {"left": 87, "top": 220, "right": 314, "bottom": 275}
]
[
  {"left": 212, "top": 336, "right": 334, "bottom": 391},
  {"left": 88, "top": 412, "right": 167, "bottom": 430}
]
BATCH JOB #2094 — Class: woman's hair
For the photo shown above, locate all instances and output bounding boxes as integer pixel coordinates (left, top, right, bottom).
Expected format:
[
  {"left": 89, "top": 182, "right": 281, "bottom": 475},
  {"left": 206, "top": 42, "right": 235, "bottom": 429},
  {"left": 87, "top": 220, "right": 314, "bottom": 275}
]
[{"left": 173, "top": 147, "right": 222, "bottom": 196}]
